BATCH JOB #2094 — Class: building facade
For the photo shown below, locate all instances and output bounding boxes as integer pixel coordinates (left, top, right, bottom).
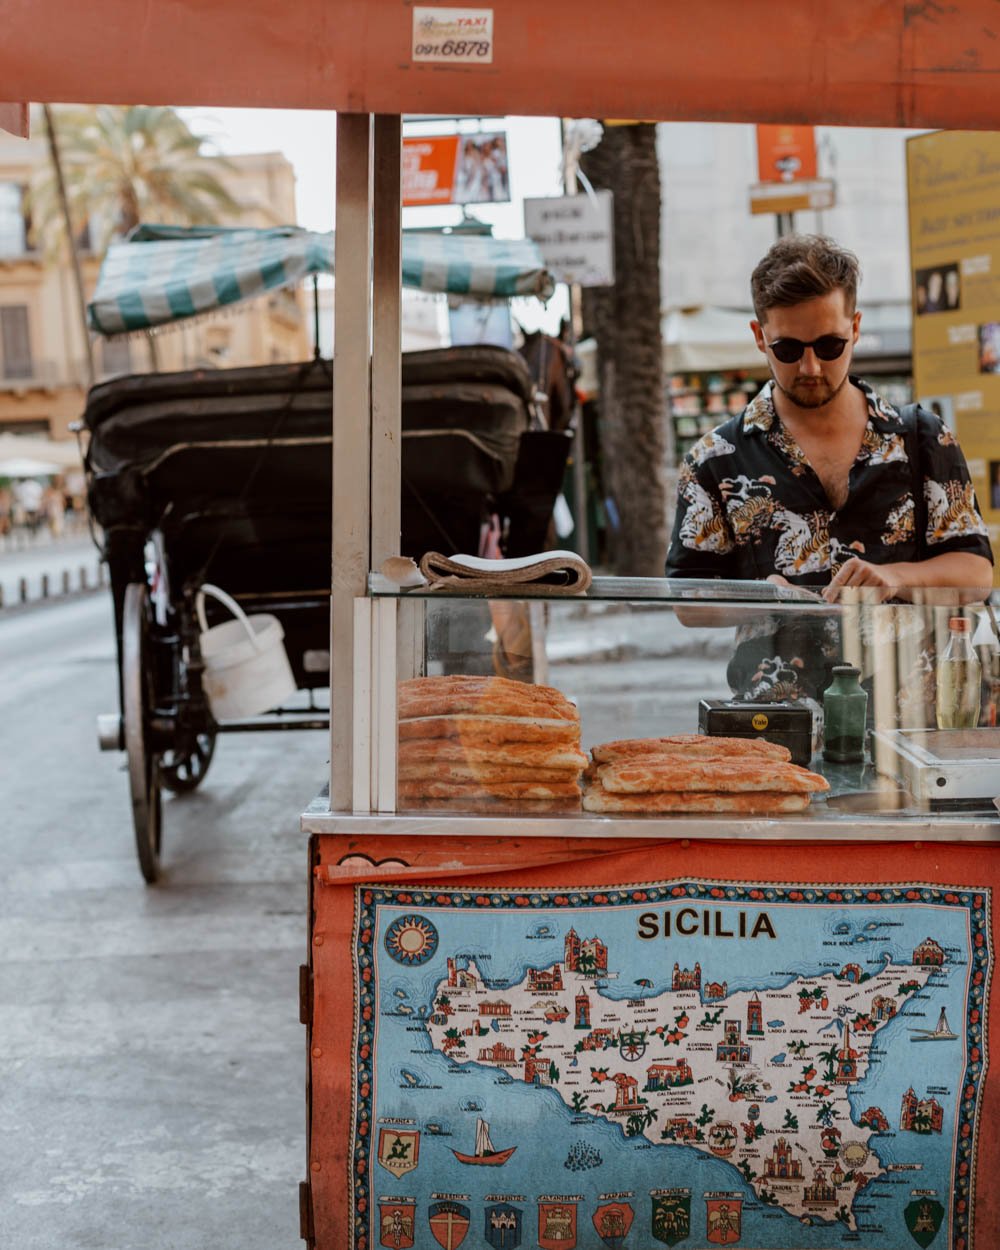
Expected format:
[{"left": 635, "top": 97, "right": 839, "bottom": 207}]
[{"left": 0, "top": 120, "right": 309, "bottom": 441}]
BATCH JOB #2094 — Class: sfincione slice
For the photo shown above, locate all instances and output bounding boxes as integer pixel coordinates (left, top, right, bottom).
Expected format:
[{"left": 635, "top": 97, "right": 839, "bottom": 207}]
[
  {"left": 582, "top": 787, "right": 811, "bottom": 814},
  {"left": 398, "top": 763, "right": 581, "bottom": 784},
  {"left": 590, "top": 734, "right": 792, "bottom": 764},
  {"left": 398, "top": 675, "right": 578, "bottom": 721},
  {"left": 398, "top": 715, "right": 581, "bottom": 745},
  {"left": 598, "top": 759, "right": 829, "bottom": 795},
  {"left": 398, "top": 779, "right": 582, "bottom": 800},
  {"left": 398, "top": 740, "right": 588, "bottom": 771}
]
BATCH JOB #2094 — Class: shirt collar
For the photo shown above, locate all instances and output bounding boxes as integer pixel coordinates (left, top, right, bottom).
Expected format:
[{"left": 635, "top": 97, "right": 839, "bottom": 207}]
[{"left": 742, "top": 376, "right": 905, "bottom": 434}]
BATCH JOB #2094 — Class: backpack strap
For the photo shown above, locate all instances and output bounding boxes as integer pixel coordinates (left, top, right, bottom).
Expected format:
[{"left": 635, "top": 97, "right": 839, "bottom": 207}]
[{"left": 900, "top": 401, "right": 927, "bottom": 561}]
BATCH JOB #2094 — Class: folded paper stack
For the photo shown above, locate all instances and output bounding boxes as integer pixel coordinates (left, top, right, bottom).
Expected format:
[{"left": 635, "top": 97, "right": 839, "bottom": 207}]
[
  {"left": 398, "top": 675, "right": 587, "bottom": 810},
  {"left": 583, "top": 734, "right": 829, "bottom": 814},
  {"left": 418, "top": 550, "right": 592, "bottom": 596}
]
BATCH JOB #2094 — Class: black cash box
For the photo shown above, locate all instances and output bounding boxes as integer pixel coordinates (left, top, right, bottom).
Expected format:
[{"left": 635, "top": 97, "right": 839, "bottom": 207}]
[{"left": 698, "top": 699, "right": 813, "bottom": 766}]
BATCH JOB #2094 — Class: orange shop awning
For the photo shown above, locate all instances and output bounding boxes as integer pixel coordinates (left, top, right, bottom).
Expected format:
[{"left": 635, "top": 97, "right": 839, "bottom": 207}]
[{"left": 4, "top": 1, "right": 1000, "bottom": 130}]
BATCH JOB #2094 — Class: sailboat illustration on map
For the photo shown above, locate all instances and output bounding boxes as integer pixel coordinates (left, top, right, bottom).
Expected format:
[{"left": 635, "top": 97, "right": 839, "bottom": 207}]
[
  {"left": 451, "top": 1118, "right": 517, "bottom": 1166},
  {"left": 909, "top": 1008, "right": 958, "bottom": 1042}
]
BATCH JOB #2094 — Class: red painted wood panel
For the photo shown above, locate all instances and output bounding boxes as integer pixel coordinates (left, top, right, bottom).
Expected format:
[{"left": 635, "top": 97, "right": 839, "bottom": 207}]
[{"left": 4, "top": 1, "right": 1000, "bottom": 129}]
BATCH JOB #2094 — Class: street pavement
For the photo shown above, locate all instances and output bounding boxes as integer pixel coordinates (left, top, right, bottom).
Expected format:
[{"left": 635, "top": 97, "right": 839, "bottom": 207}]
[
  {"left": 0, "top": 592, "right": 732, "bottom": 1249},
  {"left": 0, "top": 593, "right": 328, "bottom": 1250}
]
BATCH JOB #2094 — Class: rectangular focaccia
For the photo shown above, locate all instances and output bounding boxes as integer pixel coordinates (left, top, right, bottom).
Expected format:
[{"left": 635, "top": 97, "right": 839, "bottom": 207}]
[
  {"left": 398, "top": 763, "right": 580, "bottom": 784},
  {"left": 399, "top": 795, "right": 582, "bottom": 814},
  {"left": 398, "top": 715, "right": 581, "bottom": 745},
  {"left": 397, "top": 779, "right": 582, "bottom": 800},
  {"left": 398, "top": 740, "right": 589, "bottom": 771},
  {"left": 598, "top": 758, "right": 828, "bottom": 795},
  {"left": 590, "top": 734, "right": 791, "bottom": 764},
  {"left": 582, "top": 787, "right": 811, "bottom": 814},
  {"left": 398, "top": 675, "right": 578, "bottom": 722}
]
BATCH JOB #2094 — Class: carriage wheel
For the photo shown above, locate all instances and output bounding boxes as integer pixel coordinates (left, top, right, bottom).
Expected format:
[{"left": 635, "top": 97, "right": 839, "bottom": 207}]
[
  {"left": 123, "top": 582, "right": 163, "bottom": 883},
  {"left": 161, "top": 732, "right": 217, "bottom": 794},
  {"left": 620, "top": 1038, "right": 646, "bottom": 1062}
]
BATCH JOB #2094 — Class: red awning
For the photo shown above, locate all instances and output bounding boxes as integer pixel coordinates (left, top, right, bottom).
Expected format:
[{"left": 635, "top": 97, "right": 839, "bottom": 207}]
[{"left": 2, "top": 1, "right": 1000, "bottom": 129}]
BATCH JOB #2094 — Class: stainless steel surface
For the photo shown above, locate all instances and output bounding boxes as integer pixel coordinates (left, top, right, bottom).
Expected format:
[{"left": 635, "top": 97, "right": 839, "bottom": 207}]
[
  {"left": 874, "top": 726, "right": 1000, "bottom": 803},
  {"left": 366, "top": 572, "right": 841, "bottom": 608},
  {"left": 331, "top": 112, "right": 374, "bottom": 811},
  {"left": 301, "top": 800, "right": 1000, "bottom": 843}
]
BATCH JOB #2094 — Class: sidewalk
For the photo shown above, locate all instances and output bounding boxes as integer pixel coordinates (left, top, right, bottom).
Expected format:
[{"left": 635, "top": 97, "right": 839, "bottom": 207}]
[{"left": 0, "top": 533, "right": 104, "bottom": 607}]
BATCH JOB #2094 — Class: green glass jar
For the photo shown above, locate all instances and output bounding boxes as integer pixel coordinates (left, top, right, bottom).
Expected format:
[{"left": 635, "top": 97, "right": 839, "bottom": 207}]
[{"left": 822, "top": 665, "right": 868, "bottom": 762}]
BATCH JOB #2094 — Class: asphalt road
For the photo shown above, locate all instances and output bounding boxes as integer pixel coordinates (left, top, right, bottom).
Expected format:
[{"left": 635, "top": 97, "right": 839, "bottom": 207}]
[
  {"left": 0, "top": 593, "right": 733, "bottom": 1249},
  {"left": 0, "top": 594, "right": 329, "bottom": 1250}
]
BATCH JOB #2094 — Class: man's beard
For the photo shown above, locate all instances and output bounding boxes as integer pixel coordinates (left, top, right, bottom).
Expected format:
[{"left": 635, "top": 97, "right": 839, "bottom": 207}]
[{"left": 774, "top": 372, "right": 849, "bottom": 410}]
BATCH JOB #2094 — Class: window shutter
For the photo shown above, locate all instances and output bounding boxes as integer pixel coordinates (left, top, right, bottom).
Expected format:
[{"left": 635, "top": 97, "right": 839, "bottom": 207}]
[{"left": 0, "top": 305, "right": 33, "bottom": 379}]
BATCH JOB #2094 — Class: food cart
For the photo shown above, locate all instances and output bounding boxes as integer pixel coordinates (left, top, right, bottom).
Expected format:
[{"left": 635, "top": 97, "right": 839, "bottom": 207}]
[{"left": 6, "top": 3, "right": 1000, "bottom": 1247}]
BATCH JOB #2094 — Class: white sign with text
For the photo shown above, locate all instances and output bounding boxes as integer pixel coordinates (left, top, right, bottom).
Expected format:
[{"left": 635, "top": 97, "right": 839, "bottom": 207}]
[{"left": 523, "top": 191, "right": 614, "bottom": 287}]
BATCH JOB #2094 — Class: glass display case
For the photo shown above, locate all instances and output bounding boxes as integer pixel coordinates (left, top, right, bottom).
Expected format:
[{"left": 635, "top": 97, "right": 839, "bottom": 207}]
[{"left": 304, "top": 578, "right": 1000, "bottom": 840}]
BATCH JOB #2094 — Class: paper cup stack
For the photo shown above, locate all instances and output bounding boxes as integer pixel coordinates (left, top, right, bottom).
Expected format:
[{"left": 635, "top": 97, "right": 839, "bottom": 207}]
[
  {"left": 583, "top": 735, "right": 829, "bottom": 814},
  {"left": 397, "top": 675, "right": 587, "bottom": 810}
]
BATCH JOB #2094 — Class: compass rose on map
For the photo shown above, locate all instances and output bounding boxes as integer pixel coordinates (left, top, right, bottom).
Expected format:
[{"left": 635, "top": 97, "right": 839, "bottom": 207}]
[{"left": 384, "top": 915, "right": 439, "bottom": 965}]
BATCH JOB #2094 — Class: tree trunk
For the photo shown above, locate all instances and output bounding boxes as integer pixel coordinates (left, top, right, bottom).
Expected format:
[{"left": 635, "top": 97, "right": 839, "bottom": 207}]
[{"left": 580, "top": 124, "right": 669, "bottom": 576}]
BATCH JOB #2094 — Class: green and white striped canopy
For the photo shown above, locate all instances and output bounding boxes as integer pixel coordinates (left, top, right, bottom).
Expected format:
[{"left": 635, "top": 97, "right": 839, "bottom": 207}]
[{"left": 87, "top": 224, "right": 555, "bottom": 337}]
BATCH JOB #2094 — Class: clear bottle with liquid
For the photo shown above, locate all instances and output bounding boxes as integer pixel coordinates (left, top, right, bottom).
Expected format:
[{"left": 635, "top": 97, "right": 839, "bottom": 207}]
[{"left": 936, "top": 616, "right": 981, "bottom": 730}]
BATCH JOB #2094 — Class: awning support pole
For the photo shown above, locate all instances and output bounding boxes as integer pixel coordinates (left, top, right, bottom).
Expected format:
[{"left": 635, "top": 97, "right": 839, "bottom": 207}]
[{"left": 330, "top": 113, "right": 373, "bottom": 812}]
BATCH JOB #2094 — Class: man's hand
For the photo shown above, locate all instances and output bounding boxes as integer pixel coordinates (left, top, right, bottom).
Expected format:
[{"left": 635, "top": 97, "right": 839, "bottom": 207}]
[{"left": 822, "top": 558, "right": 902, "bottom": 603}]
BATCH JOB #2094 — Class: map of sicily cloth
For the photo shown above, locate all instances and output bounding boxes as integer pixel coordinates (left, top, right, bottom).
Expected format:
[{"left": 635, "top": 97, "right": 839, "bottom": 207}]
[{"left": 312, "top": 853, "right": 996, "bottom": 1250}]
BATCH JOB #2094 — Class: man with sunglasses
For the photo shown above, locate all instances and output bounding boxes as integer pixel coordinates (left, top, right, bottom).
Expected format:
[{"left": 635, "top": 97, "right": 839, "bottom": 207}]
[{"left": 665, "top": 234, "right": 992, "bottom": 705}]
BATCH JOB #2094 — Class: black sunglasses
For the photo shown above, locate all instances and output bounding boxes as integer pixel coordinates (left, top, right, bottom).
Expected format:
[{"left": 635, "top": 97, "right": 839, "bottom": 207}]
[{"left": 766, "top": 335, "right": 849, "bottom": 364}]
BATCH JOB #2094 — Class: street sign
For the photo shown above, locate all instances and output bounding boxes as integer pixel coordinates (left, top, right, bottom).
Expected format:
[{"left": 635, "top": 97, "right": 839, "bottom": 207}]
[
  {"left": 749, "top": 178, "right": 836, "bottom": 216},
  {"left": 523, "top": 191, "right": 614, "bottom": 287}
]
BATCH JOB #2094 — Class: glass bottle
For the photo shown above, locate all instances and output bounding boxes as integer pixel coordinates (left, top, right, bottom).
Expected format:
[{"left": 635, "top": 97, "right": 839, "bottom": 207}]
[
  {"left": 936, "top": 616, "right": 981, "bottom": 730},
  {"left": 822, "top": 665, "right": 868, "bottom": 762}
]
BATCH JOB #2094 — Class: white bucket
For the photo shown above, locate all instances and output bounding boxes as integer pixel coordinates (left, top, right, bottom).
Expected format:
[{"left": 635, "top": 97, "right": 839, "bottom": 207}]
[{"left": 196, "top": 583, "right": 297, "bottom": 721}]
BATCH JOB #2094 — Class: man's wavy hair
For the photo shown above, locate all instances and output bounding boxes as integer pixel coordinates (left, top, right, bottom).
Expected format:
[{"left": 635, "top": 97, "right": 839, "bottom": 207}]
[{"left": 751, "top": 235, "right": 861, "bottom": 322}]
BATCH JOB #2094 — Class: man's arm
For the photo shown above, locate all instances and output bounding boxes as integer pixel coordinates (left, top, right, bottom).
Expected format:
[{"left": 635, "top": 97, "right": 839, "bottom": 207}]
[{"left": 823, "top": 552, "right": 993, "bottom": 604}]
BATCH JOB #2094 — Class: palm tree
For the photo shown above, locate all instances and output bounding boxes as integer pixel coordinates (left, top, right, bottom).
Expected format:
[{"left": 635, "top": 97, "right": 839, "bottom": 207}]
[
  {"left": 31, "top": 105, "right": 243, "bottom": 257},
  {"left": 817, "top": 1045, "right": 840, "bottom": 1082},
  {"left": 580, "top": 123, "right": 669, "bottom": 576},
  {"left": 32, "top": 106, "right": 245, "bottom": 369}
]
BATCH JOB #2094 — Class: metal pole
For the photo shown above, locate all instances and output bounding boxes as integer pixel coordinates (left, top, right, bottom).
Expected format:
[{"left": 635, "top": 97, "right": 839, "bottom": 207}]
[{"left": 330, "top": 114, "right": 374, "bottom": 812}]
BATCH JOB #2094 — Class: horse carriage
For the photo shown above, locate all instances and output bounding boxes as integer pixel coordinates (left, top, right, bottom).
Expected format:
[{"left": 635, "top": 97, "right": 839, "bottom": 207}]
[{"left": 85, "top": 228, "right": 572, "bottom": 881}]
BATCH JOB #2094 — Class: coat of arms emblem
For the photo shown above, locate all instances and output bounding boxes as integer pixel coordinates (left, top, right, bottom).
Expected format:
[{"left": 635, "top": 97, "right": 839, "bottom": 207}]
[
  {"left": 904, "top": 1197, "right": 944, "bottom": 1247},
  {"left": 378, "top": 1201, "right": 415, "bottom": 1249},
  {"left": 538, "top": 1200, "right": 577, "bottom": 1248},
  {"left": 376, "top": 1128, "right": 420, "bottom": 1178},
  {"left": 651, "top": 1192, "right": 691, "bottom": 1245},
  {"left": 429, "top": 1200, "right": 470, "bottom": 1250},
  {"left": 592, "top": 1201, "right": 634, "bottom": 1248},
  {"left": 484, "top": 1202, "right": 522, "bottom": 1248},
  {"left": 705, "top": 1197, "right": 742, "bottom": 1245}
]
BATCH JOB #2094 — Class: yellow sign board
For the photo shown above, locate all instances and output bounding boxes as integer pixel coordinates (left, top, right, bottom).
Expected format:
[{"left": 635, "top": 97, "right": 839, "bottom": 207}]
[{"left": 907, "top": 130, "right": 1000, "bottom": 569}]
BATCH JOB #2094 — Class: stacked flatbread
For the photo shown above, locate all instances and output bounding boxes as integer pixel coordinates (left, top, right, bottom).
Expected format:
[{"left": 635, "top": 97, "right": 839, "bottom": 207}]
[
  {"left": 398, "top": 675, "right": 587, "bottom": 810},
  {"left": 583, "top": 734, "right": 829, "bottom": 814}
]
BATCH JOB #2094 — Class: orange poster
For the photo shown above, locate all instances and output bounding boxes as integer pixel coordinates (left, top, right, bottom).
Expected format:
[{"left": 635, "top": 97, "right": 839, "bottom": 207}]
[
  {"left": 403, "top": 132, "right": 510, "bottom": 207},
  {"left": 756, "top": 124, "right": 818, "bottom": 183}
]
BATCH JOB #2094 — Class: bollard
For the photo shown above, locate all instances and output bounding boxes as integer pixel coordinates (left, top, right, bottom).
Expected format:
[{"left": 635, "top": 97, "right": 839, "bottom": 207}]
[
  {"left": 19, "top": 576, "right": 28, "bottom": 603},
  {"left": 62, "top": 569, "right": 71, "bottom": 594},
  {"left": 80, "top": 565, "right": 88, "bottom": 591},
  {"left": 41, "top": 573, "right": 49, "bottom": 599}
]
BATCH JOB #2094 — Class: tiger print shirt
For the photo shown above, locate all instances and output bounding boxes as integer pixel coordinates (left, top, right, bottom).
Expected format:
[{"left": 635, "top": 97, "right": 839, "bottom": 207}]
[{"left": 666, "top": 377, "right": 992, "bottom": 585}]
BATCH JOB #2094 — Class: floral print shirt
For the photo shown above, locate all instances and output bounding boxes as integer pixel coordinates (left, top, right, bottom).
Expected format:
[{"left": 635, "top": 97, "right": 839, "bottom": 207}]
[
  {"left": 665, "top": 378, "right": 992, "bottom": 706},
  {"left": 665, "top": 377, "right": 992, "bottom": 585}
]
